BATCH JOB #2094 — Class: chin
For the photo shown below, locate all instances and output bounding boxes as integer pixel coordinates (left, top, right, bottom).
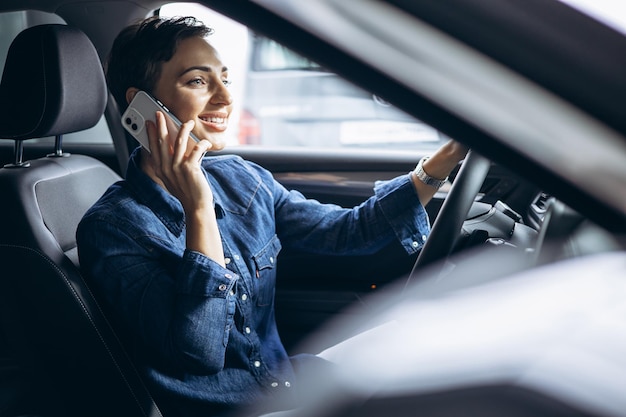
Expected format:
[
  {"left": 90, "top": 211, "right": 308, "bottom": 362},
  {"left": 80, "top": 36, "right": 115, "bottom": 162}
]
[
  {"left": 209, "top": 141, "right": 227, "bottom": 151},
  {"left": 198, "top": 131, "right": 227, "bottom": 151}
]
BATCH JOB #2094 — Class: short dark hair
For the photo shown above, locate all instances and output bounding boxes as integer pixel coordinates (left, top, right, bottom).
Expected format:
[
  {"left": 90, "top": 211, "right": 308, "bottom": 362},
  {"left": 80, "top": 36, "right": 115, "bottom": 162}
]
[{"left": 106, "top": 16, "right": 213, "bottom": 111}]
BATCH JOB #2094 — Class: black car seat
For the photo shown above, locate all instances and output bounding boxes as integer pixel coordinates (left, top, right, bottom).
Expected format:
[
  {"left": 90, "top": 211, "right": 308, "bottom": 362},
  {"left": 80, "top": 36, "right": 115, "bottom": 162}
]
[{"left": 0, "top": 24, "right": 162, "bottom": 417}]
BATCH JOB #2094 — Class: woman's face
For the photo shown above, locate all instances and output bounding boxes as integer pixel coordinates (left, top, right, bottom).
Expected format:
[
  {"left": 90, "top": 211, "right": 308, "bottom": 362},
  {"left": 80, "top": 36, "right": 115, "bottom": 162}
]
[{"left": 152, "top": 36, "right": 233, "bottom": 151}]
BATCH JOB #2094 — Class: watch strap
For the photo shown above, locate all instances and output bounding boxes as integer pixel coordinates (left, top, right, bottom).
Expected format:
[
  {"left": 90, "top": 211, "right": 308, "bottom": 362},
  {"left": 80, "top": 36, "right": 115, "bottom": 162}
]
[{"left": 414, "top": 156, "right": 447, "bottom": 189}]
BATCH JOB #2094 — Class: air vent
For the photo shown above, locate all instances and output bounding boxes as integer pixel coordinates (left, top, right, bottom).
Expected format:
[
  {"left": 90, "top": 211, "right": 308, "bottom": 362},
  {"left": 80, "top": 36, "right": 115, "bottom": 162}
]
[
  {"left": 532, "top": 192, "right": 552, "bottom": 213},
  {"left": 529, "top": 192, "right": 556, "bottom": 227}
]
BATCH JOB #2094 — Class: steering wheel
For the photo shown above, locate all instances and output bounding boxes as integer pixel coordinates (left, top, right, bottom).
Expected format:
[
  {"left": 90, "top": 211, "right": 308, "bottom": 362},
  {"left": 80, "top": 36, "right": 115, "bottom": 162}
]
[{"left": 405, "top": 150, "right": 491, "bottom": 287}]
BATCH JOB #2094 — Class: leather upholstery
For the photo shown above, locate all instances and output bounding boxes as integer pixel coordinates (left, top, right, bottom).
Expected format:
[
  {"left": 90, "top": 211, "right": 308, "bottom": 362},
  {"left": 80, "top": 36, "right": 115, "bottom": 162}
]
[{"left": 0, "top": 244, "right": 163, "bottom": 417}]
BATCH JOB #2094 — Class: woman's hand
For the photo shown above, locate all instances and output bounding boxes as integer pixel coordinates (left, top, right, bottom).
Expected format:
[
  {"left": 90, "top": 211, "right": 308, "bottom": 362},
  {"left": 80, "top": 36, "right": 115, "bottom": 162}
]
[
  {"left": 144, "top": 111, "right": 225, "bottom": 266},
  {"left": 145, "top": 112, "right": 213, "bottom": 209}
]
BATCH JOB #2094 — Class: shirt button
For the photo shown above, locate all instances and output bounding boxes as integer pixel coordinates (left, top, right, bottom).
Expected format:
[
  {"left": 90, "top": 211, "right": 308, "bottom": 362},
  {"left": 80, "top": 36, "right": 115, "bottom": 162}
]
[
  {"left": 271, "top": 382, "right": 279, "bottom": 388},
  {"left": 224, "top": 257, "right": 231, "bottom": 265},
  {"left": 245, "top": 327, "right": 251, "bottom": 334},
  {"left": 229, "top": 290, "right": 235, "bottom": 296},
  {"left": 269, "top": 257, "right": 274, "bottom": 264},
  {"left": 285, "top": 381, "right": 291, "bottom": 388},
  {"left": 411, "top": 241, "right": 419, "bottom": 248},
  {"left": 422, "top": 234, "right": 427, "bottom": 242},
  {"left": 218, "top": 284, "right": 227, "bottom": 291},
  {"left": 254, "top": 361, "right": 261, "bottom": 368},
  {"left": 233, "top": 255, "right": 240, "bottom": 260},
  {"left": 241, "top": 294, "right": 248, "bottom": 301},
  {"left": 225, "top": 273, "right": 233, "bottom": 279}
]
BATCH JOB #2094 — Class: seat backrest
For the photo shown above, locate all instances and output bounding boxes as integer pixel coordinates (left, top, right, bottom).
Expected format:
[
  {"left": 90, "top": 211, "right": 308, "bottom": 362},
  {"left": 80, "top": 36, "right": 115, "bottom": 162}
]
[
  {"left": 0, "top": 24, "right": 162, "bottom": 417},
  {"left": 0, "top": 155, "right": 120, "bottom": 265}
]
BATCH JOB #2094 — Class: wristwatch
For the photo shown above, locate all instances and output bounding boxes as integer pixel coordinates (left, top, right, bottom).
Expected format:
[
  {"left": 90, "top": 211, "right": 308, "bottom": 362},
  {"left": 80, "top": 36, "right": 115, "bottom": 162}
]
[{"left": 414, "top": 157, "right": 448, "bottom": 189}]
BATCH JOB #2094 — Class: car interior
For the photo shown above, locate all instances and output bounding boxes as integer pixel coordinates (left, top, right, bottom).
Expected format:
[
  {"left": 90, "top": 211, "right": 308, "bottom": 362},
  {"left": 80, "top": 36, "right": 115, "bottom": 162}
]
[{"left": 0, "top": 0, "right": 625, "bottom": 416}]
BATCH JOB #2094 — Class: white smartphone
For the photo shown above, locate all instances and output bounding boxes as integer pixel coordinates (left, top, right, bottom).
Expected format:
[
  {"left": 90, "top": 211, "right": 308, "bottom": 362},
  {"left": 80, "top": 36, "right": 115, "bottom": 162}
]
[{"left": 121, "top": 90, "right": 199, "bottom": 152}]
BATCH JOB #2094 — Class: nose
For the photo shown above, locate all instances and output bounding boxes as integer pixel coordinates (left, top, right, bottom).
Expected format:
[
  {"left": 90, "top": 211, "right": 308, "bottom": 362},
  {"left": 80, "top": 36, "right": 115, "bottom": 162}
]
[{"left": 210, "top": 80, "right": 233, "bottom": 106}]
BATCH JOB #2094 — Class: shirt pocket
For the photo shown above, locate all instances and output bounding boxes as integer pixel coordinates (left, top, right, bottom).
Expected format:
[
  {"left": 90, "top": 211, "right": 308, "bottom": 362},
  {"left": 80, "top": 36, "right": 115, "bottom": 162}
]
[{"left": 252, "top": 235, "right": 282, "bottom": 307}]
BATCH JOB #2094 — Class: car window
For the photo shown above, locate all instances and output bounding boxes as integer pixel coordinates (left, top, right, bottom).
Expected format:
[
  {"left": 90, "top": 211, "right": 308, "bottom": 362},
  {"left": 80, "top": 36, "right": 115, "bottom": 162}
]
[
  {"left": 0, "top": 10, "right": 112, "bottom": 146},
  {"left": 160, "top": 3, "right": 446, "bottom": 153},
  {"left": 250, "top": 36, "right": 321, "bottom": 71}
]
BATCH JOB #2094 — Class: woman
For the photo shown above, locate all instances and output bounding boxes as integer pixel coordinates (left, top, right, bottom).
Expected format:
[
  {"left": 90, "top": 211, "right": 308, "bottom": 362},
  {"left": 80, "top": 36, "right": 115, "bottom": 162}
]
[{"left": 77, "top": 16, "right": 467, "bottom": 417}]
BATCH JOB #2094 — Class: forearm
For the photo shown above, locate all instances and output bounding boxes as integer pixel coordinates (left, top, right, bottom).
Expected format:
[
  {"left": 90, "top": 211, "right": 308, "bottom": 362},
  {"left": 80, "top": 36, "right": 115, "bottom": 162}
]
[{"left": 411, "top": 140, "right": 468, "bottom": 206}]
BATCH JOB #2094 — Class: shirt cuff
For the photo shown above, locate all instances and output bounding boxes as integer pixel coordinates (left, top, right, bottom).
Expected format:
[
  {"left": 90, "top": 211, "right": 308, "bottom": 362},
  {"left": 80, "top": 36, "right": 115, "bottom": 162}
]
[
  {"left": 176, "top": 249, "right": 238, "bottom": 296},
  {"left": 374, "top": 173, "right": 431, "bottom": 254}
]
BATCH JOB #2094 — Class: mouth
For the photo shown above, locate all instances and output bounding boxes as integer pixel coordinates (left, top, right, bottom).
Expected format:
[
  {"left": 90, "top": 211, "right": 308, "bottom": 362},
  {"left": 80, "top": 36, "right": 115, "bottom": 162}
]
[{"left": 198, "top": 113, "right": 229, "bottom": 132}]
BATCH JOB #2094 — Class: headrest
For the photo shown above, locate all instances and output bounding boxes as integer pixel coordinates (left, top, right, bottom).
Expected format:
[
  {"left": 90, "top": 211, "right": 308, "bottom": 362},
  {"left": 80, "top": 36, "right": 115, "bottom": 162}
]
[{"left": 0, "top": 24, "right": 107, "bottom": 140}]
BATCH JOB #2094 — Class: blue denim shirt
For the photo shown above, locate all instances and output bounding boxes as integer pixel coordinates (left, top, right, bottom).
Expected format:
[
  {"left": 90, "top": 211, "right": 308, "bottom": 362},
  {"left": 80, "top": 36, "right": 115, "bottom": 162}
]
[{"left": 76, "top": 148, "right": 430, "bottom": 416}]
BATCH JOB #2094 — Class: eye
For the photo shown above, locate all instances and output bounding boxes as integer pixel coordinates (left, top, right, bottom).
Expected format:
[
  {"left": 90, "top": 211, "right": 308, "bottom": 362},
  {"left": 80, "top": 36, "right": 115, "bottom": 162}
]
[
  {"left": 187, "top": 77, "right": 206, "bottom": 87},
  {"left": 222, "top": 79, "right": 232, "bottom": 87}
]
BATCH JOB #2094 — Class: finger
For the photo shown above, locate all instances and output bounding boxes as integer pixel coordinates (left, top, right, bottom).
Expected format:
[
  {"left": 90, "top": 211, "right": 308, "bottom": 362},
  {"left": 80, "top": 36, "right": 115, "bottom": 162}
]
[
  {"left": 189, "top": 139, "right": 213, "bottom": 162},
  {"left": 155, "top": 111, "right": 172, "bottom": 159},
  {"left": 172, "top": 120, "right": 195, "bottom": 163},
  {"left": 145, "top": 118, "right": 161, "bottom": 166}
]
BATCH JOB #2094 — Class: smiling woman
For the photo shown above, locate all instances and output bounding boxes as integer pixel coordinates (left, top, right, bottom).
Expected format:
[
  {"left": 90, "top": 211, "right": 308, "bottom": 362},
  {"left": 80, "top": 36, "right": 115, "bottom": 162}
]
[
  {"left": 124, "top": 36, "right": 233, "bottom": 152},
  {"left": 75, "top": 13, "right": 467, "bottom": 417},
  {"left": 160, "top": 4, "right": 247, "bottom": 146}
]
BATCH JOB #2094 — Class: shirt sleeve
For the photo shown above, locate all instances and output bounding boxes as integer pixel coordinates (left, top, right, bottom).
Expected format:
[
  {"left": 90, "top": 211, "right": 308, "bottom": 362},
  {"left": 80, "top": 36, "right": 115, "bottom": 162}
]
[
  {"left": 77, "top": 216, "right": 238, "bottom": 375},
  {"left": 373, "top": 174, "right": 432, "bottom": 254},
  {"left": 270, "top": 170, "right": 430, "bottom": 256}
]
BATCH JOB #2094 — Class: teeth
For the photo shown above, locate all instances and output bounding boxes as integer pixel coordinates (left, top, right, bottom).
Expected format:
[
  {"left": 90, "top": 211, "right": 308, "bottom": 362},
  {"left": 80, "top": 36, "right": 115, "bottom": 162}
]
[{"left": 200, "top": 116, "right": 225, "bottom": 124}]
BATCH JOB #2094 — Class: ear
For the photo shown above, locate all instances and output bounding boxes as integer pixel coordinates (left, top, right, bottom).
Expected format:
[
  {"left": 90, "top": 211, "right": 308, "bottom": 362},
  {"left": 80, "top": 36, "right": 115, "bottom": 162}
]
[{"left": 125, "top": 87, "right": 140, "bottom": 104}]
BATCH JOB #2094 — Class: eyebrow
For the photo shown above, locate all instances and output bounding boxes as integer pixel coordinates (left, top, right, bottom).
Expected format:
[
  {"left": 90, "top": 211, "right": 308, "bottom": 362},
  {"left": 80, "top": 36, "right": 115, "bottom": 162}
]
[{"left": 179, "top": 65, "right": 229, "bottom": 76}]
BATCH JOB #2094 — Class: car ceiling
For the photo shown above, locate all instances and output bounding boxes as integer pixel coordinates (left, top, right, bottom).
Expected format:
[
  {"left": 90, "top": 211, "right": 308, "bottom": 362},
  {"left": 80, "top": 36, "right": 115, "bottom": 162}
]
[{"left": 2, "top": 0, "right": 626, "bottom": 229}]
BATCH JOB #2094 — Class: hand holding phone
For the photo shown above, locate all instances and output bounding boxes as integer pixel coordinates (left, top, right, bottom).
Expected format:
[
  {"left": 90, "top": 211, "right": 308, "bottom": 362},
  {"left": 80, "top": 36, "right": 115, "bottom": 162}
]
[
  {"left": 121, "top": 90, "right": 199, "bottom": 152},
  {"left": 123, "top": 91, "right": 213, "bottom": 213}
]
